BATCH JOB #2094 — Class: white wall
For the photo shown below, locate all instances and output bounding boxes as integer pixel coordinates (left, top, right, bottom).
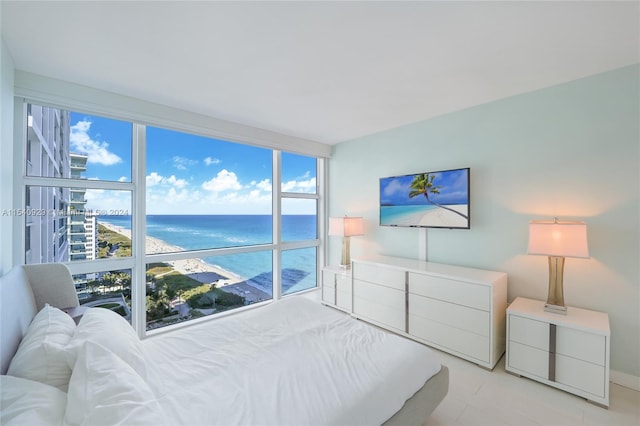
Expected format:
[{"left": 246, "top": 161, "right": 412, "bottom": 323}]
[
  {"left": 329, "top": 65, "right": 639, "bottom": 381},
  {"left": 1, "top": 36, "right": 15, "bottom": 276}
]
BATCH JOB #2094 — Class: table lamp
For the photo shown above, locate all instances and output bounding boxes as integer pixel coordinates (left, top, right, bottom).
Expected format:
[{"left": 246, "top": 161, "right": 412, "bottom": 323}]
[
  {"left": 527, "top": 218, "right": 589, "bottom": 314},
  {"left": 329, "top": 216, "right": 364, "bottom": 269}
]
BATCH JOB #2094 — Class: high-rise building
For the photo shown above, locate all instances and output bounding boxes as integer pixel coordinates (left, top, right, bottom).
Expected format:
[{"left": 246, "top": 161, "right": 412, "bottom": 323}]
[
  {"left": 68, "top": 153, "right": 89, "bottom": 261},
  {"left": 25, "top": 105, "right": 70, "bottom": 264}
]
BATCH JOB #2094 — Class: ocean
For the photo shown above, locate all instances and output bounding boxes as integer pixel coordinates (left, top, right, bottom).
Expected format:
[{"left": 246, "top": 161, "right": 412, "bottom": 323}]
[{"left": 99, "top": 215, "right": 318, "bottom": 294}]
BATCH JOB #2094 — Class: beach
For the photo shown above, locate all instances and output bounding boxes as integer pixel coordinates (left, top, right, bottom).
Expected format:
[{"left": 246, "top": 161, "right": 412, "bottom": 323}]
[
  {"left": 99, "top": 221, "right": 272, "bottom": 303},
  {"left": 392, "top": 205, "right": 469, "bottom": 228}
]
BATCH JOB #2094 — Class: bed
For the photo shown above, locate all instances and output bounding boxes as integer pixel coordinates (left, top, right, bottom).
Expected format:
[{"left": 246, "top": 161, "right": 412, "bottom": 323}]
[{"left": 0, "top": 264, "right": 448, "bottom": 425}]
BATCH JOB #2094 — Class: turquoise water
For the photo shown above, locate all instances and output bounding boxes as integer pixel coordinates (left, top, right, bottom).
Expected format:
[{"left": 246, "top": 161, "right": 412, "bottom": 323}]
[{"left": 99, "top": 215, "right": 317, "bottom": 294}]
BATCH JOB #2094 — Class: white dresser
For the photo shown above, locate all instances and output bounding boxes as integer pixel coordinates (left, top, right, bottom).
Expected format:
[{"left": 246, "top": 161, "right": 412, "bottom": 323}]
[
  {"left": 506, "top": 297, "right": 610, "bottom": 407},
  {"left": 322, "top": 255, "right": 508, "bottom": 370}
]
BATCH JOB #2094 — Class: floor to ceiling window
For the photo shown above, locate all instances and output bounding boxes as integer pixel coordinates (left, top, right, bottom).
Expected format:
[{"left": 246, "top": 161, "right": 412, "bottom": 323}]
[{"left": 18, "top": 101, "right": 323, "bottom": 333}]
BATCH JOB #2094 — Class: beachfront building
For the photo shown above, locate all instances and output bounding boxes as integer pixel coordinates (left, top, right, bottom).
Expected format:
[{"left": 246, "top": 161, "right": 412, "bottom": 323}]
[
  {"left": 24, "top": 105, "right": 71, "bottom": 264},
  {"left": 84, "top": 211, "right": 98, "bottom": 261},
  {"left": 68, "top": 153, "right": 90, "bottom": 262},
  {"left": 68, "top": 152, "right": 100, "bottom": 295}
]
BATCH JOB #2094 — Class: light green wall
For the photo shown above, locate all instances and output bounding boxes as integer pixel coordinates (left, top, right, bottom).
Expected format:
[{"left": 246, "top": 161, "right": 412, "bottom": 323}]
[
  {"left": 329, "top": 65, "right": 639, "bottom": 378},
  {"left": 1, "top": 36, "right": 15, "bottom": 275}
]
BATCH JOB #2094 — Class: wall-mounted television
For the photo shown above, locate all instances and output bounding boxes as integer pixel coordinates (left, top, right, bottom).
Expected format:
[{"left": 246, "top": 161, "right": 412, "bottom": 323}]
[{"left": 380, "top": 167, "right": 470, "bottom": 229}]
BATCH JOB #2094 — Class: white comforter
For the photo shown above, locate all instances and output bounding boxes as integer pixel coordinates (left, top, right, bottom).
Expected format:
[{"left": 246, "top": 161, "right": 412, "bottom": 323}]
[{"left": 142, "top": 297, "right": 441, "bottom": 426}]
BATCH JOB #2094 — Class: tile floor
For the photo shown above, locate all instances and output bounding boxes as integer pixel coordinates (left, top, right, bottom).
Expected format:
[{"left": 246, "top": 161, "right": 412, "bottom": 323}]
[{"left": 424, "top": 351, "right": 640, "bottom": 426}]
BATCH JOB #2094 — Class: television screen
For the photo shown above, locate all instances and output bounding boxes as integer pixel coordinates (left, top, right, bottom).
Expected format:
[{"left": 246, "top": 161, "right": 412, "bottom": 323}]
[{"left": 380, "top": 167, "right": 470, "bottom": 229}]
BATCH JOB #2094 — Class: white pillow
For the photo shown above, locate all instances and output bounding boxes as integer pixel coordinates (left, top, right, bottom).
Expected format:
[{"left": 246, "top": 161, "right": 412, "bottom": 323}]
[
  {"left": 66, "top": 307, "right": 147, "bottom": 381},
  {"left": 65, "top": 341, "right": 167, "bottom": 426},
  {"left": 0, "top": 375, "right": 67, "bottom": 426},
  {"left": 6, "top": 304, "right": 76, "bottom": 391}
]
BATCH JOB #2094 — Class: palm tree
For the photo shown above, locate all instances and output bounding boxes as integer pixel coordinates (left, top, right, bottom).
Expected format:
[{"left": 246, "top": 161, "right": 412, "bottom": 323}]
[{"left": 408, "top": 173, "right": 468, "bottom": 219}]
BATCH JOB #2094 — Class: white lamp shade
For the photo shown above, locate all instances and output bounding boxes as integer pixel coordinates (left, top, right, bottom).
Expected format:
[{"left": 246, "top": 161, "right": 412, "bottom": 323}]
[
  {"left": 528, "top": 220, "right": 589, "bottom": 258},
  {"left": 328, "top": 217, "right": 364, "bottom": 237}
]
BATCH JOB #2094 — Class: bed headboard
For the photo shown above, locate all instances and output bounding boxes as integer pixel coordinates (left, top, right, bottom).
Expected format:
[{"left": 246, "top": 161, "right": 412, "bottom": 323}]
[{"left": 0, "top": 265, "right": 38, "bottom": 374}]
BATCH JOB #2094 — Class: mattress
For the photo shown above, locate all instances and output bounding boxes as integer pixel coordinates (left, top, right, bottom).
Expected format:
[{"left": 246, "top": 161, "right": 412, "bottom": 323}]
[{"left": 142, "top": 297, "right": 442, "bottom": 425}]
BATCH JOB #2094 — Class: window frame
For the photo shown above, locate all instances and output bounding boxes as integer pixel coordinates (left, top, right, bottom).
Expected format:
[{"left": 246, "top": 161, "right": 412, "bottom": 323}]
[{"left": 15, "top": 97, "right": 326, "bottom": 338}]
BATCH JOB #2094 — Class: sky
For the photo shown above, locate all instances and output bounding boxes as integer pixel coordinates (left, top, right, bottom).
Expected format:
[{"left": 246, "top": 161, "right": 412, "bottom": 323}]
[
  {"left": 380, "top": 168, "right": 469, "bottom": 206},
  {"left": 69, "top": 113, "right": 317, "bottom": 215}
]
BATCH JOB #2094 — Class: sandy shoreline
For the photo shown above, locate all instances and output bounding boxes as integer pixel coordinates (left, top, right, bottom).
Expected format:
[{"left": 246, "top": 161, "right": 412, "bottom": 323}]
[
  {"left": 98, "top": 221, "right": 271, "bottom": 303},
  {"left": 391, "top": 205, "right": 469, "bottom": 228}
]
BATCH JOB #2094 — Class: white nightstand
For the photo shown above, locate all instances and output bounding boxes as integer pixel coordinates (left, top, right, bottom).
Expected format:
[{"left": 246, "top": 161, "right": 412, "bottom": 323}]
[
  {"left": 506, "top": 297, "right": 610, "bottom": 408},
  {"left": 321, "top": 266, "right": 352, "bottom": 313}
]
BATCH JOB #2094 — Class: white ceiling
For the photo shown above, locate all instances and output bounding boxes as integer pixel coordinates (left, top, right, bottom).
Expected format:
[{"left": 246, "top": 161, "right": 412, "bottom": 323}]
[{"left": 2, "top": 1, "right": 638, "bottom": 145}]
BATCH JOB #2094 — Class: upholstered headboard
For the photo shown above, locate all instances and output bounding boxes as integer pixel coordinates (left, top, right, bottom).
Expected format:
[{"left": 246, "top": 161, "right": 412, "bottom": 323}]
[
  {"left": 0, "top": 266, "right": 38, "bottom": 374},
  {"left": 0, "top": 263, "right": 79, "bottom": 374}
]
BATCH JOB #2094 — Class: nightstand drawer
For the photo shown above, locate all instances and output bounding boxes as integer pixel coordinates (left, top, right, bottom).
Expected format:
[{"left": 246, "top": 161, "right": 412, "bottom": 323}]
[
  {"left": 322, "top": 271, "right": 336, "bottom": 288},
  {"left": 408, "top": 273, "right": 490, "bottom": 311},
  {"left": 509, "top": 315, "right": 549, "bottom": 351},
  {"left": 409, "top": 293, "right": 489, "bottom": 337},
  {"left": 556, "top": 353, "right": 606, "bottom": 398},
  {"left": 322, "top": 285, "right": 335, "bottom": 304},
  {"left": 508, "top": 341, "right": 548, "bottom": 379},
  {"left": 336, "top": 288, "right": 351, "bottom": 311},
  {"left": 353, "top": 263, "right": 405, "bottom": 291},
  {"left": 556, "top": 327, "right": 606, "bottom": 366}
]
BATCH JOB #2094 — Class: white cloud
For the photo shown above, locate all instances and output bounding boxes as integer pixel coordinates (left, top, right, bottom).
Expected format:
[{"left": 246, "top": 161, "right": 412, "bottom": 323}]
[
  {"left": 172, "top": 156, "right": 198, "bottom": 171},
  {"left": 118, "top": 176, "right": 128, "bottom": 182},
  {"left": 165, "top": 175, "right": 188, "bottom": 188},
  {"left": 146, "top": 172, "right": 164, "bottom": 187},
  {"left": 146, "top": 172, "right": 188, "bottom": 188},
  {"left": 204, "top": 156, "right": 221, "bottom": 166},
  {"left": 282, "top": 177, "right": 316, "bottom": 193},
  {"left": 84, "top": 188, "right": 130, "bottom": 213},
  {"left": 70, "top": 120, "right": 122, "bottom": 166},
  {"left": 256, "top": 179, "right": 272, "bottom": 192},
  {"left": 202, "top": 169, "right": 242, "bottom": 192}
]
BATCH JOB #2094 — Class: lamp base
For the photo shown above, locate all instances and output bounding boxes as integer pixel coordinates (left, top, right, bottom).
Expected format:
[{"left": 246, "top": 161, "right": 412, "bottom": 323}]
[
  {"left": 544, "top": 303, "right": 567, "bottom": 315},
  {"left": 545, "top": 256, "right": 567, "bottom": 315},
  {"left": 339, "top": 236, "right": 351, "bottom": 269}
]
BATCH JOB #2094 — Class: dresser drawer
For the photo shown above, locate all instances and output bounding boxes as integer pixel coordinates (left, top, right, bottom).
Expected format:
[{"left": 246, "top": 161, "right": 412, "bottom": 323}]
[
  {"left": 408, "top": 273, "right": 490, "bottom": 311},
  {"left": 509, "top": 315, "right": 549, "bottom": 351},
  {"left": 507, "top": 341, "right": 549, "bottom": 379},
  {"left": 353, "top": 279, "right": 404, "bottom": 331},
  {"left": 353, "top": 279, "right": 404, "bottom": 311},
  {"left": 353, "top": 262, "right": 405, "bottom": 291},
  {"left": 409, "top": 293, "right": 489, "bottom": 337},
  {"left": 556, "top": 327, "right": 606, "bottom": 366},
  {"left": 410, "top": 314, "right": 490, "bottom": 363},
  {"left": 354, "top": 297, "right": 404, "bottom": 332}
]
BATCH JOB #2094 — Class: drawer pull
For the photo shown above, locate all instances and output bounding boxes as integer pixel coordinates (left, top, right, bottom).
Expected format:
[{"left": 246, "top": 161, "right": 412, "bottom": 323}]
[{"left": 549, "top": 323, "right": 556, "bottom": 382}]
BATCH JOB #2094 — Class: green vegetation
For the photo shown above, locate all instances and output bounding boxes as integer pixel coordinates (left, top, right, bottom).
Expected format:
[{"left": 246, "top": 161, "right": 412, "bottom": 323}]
[
  {"left": 97, "top": 225, "right": 246, "bottom": 326},
  {"left": 95, "top": 303, "right": 120, "bottom": 309},
  {"left": 146, "top": 262, "right": 172, "bottom": 276},
  {"left": 97, "top": 224, "right": 132, "bottom": 257}
]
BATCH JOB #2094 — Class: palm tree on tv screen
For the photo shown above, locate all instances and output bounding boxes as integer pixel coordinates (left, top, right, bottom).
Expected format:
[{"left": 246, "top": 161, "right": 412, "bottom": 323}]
[{"left": 408, "top": 173, "right": 468, "bottom": 219}]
